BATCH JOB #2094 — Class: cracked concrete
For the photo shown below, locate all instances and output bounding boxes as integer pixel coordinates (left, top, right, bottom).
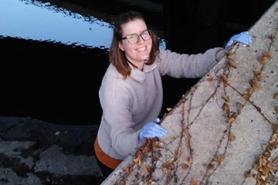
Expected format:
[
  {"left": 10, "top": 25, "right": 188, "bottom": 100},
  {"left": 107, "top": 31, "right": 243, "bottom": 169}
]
[{"left": 102, "top": 1, "right": 278, "bottom": 185}]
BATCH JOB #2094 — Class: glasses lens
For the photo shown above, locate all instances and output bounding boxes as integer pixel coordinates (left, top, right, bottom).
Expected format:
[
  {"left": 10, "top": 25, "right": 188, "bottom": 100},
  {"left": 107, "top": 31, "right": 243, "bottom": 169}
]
[
  {"left": 123, "top": 30, "right": 151, "bottom": 44},
  {"left": 126, "top": 34, "right": 139, "bottom": 44},
  {"left": 141, "top": 30, "right": 151, "bottom": 40}
]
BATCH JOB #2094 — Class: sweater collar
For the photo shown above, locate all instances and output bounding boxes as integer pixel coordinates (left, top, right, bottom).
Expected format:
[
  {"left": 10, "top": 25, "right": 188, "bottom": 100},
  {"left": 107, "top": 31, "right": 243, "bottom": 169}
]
[{"left": 129, "top": 62, "right": 157, "bottom": 83}]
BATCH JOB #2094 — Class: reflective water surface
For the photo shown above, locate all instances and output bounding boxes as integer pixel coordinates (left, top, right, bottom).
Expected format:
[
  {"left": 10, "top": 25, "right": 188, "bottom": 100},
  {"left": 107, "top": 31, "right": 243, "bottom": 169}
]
[{"left": 0, "top": 0, "right": 113, "bottom": 49}]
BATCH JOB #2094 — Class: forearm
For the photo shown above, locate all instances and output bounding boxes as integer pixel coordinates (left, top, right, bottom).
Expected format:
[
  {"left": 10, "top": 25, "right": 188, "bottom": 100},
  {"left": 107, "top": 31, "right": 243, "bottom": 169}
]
[{"left": 158, "top": 47, "right": 223, "bottom": 78}]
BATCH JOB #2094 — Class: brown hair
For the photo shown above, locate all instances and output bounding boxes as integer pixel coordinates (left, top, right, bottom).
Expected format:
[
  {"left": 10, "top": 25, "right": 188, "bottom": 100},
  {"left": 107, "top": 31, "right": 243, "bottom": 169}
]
[{"left": 109, "top": 11, "right": 160, "bottom": 78}]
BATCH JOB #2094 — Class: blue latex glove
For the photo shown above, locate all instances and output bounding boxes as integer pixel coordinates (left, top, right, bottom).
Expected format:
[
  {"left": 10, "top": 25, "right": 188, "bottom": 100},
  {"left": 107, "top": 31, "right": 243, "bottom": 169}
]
[
  {"left": 225, "top": 31, "right": 252, "bottom": 50},
  {"left": 139, "top": 118, "right": 167, "bottom": 142}
]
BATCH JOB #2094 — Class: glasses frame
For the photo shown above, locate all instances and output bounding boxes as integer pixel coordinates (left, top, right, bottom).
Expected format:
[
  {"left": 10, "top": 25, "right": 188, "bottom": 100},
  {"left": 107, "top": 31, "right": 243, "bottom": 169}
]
[{"left": 121, "top": 30, "right": 152, "bottom": 44}]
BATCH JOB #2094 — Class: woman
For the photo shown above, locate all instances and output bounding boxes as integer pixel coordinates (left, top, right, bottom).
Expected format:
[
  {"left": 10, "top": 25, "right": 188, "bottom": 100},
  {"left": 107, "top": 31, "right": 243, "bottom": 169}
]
[{"left": 94, "top": 11, "right": 251, "bottom": 178}]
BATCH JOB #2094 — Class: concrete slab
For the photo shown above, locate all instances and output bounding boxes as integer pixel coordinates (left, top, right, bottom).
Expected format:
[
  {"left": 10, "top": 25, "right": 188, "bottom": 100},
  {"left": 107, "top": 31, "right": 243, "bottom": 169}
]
[{"left": 101, "top": 1, "right": 278, "bottom": 185}]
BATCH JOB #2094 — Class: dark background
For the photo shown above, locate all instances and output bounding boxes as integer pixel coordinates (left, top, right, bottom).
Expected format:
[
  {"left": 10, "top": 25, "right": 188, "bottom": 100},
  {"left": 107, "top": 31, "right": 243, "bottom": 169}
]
[{"left": 0, "top": 0, "right": 276, "bottom": 125}]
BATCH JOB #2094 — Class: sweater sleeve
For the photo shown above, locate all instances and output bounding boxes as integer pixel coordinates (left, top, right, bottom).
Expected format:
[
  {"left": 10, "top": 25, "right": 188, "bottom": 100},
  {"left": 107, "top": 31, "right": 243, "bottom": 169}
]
[
  {"left": 157, "top": 47, "right": 223, "bottom": 78},
  {"left": 99, "top": 79, "right": 140, "bottom": 158}
]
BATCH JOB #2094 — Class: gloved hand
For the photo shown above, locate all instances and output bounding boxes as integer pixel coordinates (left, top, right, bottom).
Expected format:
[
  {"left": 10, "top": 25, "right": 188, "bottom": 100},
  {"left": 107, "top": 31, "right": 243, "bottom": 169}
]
[
  {"left": 225, "top": 31, "right": 252, "bottom": 50},
  {"left": 139, "top": 118, "right": 167, "bottom": 142}
]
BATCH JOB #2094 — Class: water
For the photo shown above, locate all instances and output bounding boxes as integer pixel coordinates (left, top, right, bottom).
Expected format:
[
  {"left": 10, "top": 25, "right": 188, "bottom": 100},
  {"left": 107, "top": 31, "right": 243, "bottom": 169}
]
[
  {"left": 0, "top": 0, "right": 113, "bottom": 49},
  {"left": 0, "top": 0, "right": 115, "bottom": 124}
]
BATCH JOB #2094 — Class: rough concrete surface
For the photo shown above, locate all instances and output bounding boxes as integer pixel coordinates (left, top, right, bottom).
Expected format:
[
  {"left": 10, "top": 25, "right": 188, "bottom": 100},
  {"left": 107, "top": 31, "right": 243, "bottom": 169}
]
[{"left": 102, "top": 2, "right": 278, "bottom": 185}]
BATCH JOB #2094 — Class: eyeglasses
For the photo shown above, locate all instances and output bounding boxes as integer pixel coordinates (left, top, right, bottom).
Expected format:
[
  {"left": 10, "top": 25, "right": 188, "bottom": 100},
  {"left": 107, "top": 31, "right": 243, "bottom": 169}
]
[{"left": 121, "top": 30, "right": 151, "bottom": 44}]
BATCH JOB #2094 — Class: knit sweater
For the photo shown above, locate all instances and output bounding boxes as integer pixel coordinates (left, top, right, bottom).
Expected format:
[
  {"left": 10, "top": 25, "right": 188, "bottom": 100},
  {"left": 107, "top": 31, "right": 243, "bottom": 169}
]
[{"left": 97, "top": 48, "right": 222, "bottom": 160}]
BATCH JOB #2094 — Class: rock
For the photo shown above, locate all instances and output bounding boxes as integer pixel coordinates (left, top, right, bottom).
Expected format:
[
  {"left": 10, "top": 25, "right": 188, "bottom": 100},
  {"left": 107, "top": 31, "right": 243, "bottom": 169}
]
[{"left": 0, "top": 117, "right": 103, "bottom": 184}]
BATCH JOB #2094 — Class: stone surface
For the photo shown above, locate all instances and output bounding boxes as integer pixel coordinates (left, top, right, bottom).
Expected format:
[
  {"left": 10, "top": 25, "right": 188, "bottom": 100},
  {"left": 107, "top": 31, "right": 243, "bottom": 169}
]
[
  {"left": 0, "top": 168, "right": 42, "bottom": 185},
  {"left": 34, "top": 145, "right": 99, "bottom": 175},
  {"left": 0, "top": 117, "right": 103, "bottom": 185}
]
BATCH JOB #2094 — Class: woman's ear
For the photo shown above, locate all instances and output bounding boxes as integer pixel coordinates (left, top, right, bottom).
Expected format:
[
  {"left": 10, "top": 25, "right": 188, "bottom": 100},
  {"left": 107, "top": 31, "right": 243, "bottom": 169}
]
[{"left": 118, "top": 42, "right": 124, "bottom": 51}]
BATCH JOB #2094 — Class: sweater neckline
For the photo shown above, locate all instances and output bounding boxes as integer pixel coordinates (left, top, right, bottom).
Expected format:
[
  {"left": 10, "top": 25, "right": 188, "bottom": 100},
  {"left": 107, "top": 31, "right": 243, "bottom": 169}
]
[
  {"left": 128, "top": 62, "right": 157, "bottom": 83},
  {"left": 126, "top": 60, "right": 144, "bottom": 71}
]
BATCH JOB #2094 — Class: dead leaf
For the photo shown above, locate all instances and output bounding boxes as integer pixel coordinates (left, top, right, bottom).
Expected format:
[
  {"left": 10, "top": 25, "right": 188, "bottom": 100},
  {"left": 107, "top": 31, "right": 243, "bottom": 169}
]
[
  {"left": 228, "top": 112, "right": 238, "bottom": 124},
  {"left": 226, "top": 48, "right": 234, "bottom": 56},
  {"left": 223, "top": 102, "right": 230, "bottom": 114},
  {"left": 162, "top": 162, "right": 174, "bottom": 170},
  {"left": 146, "top": 177, "right": 152, "bottom": 185},
  {"left": 259, "top": 156, "right": 268, "bottom": 168},
  {"left": 273, "top": 93, "right": 278, "bottom": 100},
  {"left": 187, "top": 156, "right": 193, "bottom": 165},
  {"left": 244, "top": 170, "right": 251, "bottom": 177},
  {"left": 250, "top": 79, "right": 260, "bottom": 91},
  {"left": 228, "top": 117, "right": 235, "bottom": 124},
  {"left": 269, "top": 134, "right": 277, "bottom": 145},
  {"left": 229, "top": 132, "right": 236, "bottom": 142},
  {"left": 261, "top": 144, "right": 267, "bottom": 150},
  {"left": 228, "top": 112, "right": 237, "bottom": 124},
  {"left": 208, "top": 162, "right": 215, "bottom": 169},
  {"left": 143, "top": 165, "right": 149, "bottom": 174},
  {"left": 227, "top": 53, "right": 235, "bottom": 60},
  {"left": 260, "top": 175, "right": 267, "bottom": 181},
  {"left": 191, "top": 177, "right": 199, "bottom": 185},
  {"left": 222, "top": 96, "right": 230, "bottom": 103},
  {"left": 228, "top": 58, "right": 237, "bottom": 68},
  {"left": 206, "top": 74, "right": 214, "bottom": 81},
  {"left": 124, "top": 165, "right": 132, "bottom": 174},
  {"left": 217, "top": 154, "right": 225, "bottom": 164},
  {"left": 133, "top": 153, "right": 142, "bottom": 166},
  {"left": 220, "top": 75, "right": 229, "bottom": 86},
  {"left": 243, "top": 88, "right": 254, "bottom": 100},
  {"left": 259, "top": 52, "right": 272, "bottom": 64},
  {"left": 254, "top": 69, "right": 262, "bottom": 81},
  {"left": 181, "top": 163, "right": 189, "bottom": 170}
]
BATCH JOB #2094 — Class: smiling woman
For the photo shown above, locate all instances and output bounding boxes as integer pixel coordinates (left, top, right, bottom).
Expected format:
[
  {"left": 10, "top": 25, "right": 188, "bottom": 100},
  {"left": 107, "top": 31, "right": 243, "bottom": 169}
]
[{"left": 94, "top": 10, "right": 226, "bottom": 178}]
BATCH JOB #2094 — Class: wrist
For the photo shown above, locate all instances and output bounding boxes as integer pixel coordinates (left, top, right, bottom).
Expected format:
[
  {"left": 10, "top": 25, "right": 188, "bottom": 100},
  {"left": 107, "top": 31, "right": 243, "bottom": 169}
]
[
  {"left": 138, "top": 131, "right": 144, "bottom": 143},
  {"left": 215, "top": 49, "right": 226, "bottom": 62}
]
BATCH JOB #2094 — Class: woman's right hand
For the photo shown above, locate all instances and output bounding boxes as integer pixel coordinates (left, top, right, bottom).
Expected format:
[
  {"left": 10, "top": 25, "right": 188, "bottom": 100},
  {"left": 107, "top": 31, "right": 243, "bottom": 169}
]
[
  {"left": 224, "top": 31, "right": 252, "bottom": 50},
  {"left": 139, "top": 118, "right": 167, "bottom": 142}
]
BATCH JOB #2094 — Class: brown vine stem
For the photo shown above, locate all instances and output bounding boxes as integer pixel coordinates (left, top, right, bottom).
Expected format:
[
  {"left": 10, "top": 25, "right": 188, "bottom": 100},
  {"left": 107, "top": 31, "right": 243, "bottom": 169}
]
[
  {"left": 187, "top": 81, "right": 221, "bottom": 128},
  {"left": 200, "top": 75, "right": 233, "bottom": 184},
  {"left": 177, "top": 91, "right": 195, "bottom": 185},
  {"left": 227, "top": 83, "right": 274, "bottom": 125}
]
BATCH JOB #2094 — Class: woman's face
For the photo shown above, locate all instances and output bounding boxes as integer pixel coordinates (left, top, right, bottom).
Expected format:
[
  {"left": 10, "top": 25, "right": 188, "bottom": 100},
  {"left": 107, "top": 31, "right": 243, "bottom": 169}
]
[{"left": 119, "top": 18, "right": 152, "bottom": 65}]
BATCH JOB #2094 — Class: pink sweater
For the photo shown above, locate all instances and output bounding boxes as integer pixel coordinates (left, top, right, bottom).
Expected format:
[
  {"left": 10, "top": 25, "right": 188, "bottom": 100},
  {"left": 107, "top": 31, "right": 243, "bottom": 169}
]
[{"left": 97, "top": 48, "right": 222, "bottom": 160}]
